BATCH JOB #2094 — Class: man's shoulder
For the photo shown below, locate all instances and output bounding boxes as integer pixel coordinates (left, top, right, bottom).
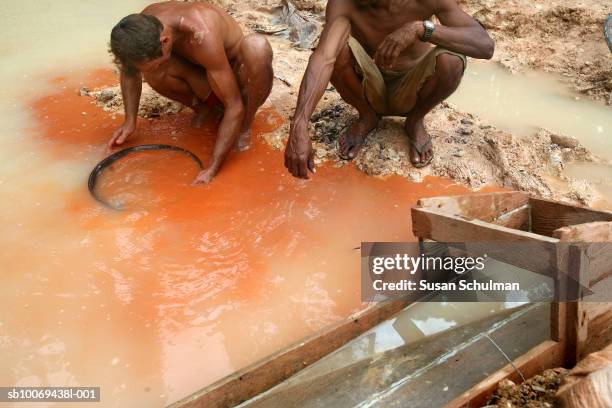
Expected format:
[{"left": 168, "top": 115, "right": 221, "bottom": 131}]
[
  {"left": 178, "top": 5, "right": 227, "bottom": 37},
  {"left": 327, "top": 0, "right": 354, "bottom": 14},
  {"left": 411, "top": 0, "right": 457, "bottom": 14},
  {"left": 326, "top": 0, "right": 355, "bottom": 22}
]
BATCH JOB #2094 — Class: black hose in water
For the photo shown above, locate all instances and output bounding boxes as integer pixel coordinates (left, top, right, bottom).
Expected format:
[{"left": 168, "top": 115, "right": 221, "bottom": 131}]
[{"left": 88, "top": 144, "right": 204, "bottom": 210}]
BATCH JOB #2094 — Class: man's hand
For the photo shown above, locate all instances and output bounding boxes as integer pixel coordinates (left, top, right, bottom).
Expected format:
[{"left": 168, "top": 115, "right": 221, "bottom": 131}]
[
  {"left": 108, "top": 121, "right": 136, "bottom": 151},
  {"left": 193, "top": 166, "right": 218, "bottom": 185},
  {"left": 284, "top": 123, "right": 315, "bottom": 179},
  {"left": 374, "top": 22, "right": 423, "bottom": 69}
]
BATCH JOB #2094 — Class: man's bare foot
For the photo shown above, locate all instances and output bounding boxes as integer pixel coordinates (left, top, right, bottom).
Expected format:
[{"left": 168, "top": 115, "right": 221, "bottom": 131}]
[
  {"left": 234, "top": 129, "right": 251, "bottom": 151},
  {"left": 405, "top": 117, "right": 433, "bottom": 168},
  {"left": 338, "top": 114, "right": 378, "bottom": 160}
]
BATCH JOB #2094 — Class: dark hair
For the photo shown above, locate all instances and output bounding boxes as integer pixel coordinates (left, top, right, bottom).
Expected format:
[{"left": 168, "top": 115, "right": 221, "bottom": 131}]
[{"left": 110, "top": 14, "right": 163, "bottom": 74}]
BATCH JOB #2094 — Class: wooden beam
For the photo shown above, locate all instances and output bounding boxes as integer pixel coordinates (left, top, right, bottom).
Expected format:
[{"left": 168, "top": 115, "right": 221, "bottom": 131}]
[
  {"left": 530, "top": 198, "right": 612, "bottom": 237},
  {"left": 554, "top": 223, "right": 612, "bottom": 365},
  {"left": 412, "top": 193, "right": 612, "bottom": 408},
  {"left": 411, "top": 207, "right": 559, "bottom": 277},
  {"left": 564, "top": 246, "right": 590, "bottom": 366},
  {"left": 553, "top": 222, "right": 612, "bottom": 286},
  {"left": 445, "top": 340, "right": 566, "bottom": 408},
  {"left": 416, "top": 192, "right": 530, "bottom": 229},
  {"left": 169, "top": 298, "right": 412, "bottom": 408},
  {"left": 584, "top": 302, "right": 612, "bottom": 356},
  {"left": 553, "top": 221, "right": 612, "bottom": 242},
  {"left": 550, "top": 302, "right": 566, "bottom": 342}
]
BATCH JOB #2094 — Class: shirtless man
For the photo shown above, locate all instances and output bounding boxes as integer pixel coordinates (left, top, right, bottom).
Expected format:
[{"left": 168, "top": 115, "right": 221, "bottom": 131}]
[
  {"left": 109, "top": 1, "right": 273, "bottom": 183},
  {"left": 284, "top": 0, "right": 494, "bottom": 178}
]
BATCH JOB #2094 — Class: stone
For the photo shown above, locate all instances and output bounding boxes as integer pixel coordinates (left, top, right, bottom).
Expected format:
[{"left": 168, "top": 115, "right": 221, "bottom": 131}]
[{"left": 550, "top": 133, "right": 580, "bottom": 148}]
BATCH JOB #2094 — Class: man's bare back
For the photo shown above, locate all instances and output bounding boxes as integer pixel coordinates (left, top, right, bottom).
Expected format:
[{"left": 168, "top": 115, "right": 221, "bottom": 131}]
[
  {"left": 284, "top": 0, "right": 493, "bottom": 178},
  {"left": 141, "top": 2, "right": 243, "bottom": 64},
  {"left": 109, "top": 1, "right": 273, "bottom": 184}
]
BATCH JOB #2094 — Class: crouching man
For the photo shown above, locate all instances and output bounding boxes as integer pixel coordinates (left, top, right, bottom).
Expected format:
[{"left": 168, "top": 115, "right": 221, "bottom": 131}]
[
  {"left": 109, "top": 1, "right": 273, "bottom": 184},
  {"left": 284, "top": 0, "right": 494, "bottom": 178}
]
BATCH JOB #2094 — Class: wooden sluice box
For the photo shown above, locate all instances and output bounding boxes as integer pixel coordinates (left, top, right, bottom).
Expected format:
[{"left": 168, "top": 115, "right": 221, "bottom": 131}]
[
  {"left": 410, "top": 191, "right": 612, "bottom": 407},
  {"left": 171, "top": 191, "right": 611, "bottom": 408}
]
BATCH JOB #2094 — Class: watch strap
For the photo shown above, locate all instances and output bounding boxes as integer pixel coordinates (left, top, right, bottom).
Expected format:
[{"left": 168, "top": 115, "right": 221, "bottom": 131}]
[{"left": 421, "top": 20, "right": 435, "bottom": 42}]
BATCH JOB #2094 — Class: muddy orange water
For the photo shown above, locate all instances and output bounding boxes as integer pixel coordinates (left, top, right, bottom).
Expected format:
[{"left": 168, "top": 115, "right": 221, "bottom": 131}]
[{"left": 1, "top": 70, "right": 478, "bottom": 407}]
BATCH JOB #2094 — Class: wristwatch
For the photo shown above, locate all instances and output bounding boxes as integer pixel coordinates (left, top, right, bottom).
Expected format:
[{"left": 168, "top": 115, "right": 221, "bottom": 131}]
[{"left": 421, "top": 20, "right": 435, "bottom": 42}]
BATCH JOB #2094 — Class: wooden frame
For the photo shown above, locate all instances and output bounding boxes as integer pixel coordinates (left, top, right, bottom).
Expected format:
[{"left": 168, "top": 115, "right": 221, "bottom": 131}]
[
  {"left": 169, "top": 298, "right": 412, "bottom": 408},
  {"left": 410, "top": 191, "right": 612, "bottom": 408},
  {"left": 170, "top": 192, "right": 610, "bottom": 408}
]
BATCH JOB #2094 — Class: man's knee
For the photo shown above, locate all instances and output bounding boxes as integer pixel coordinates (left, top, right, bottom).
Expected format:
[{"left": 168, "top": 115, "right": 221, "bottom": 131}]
[
  {"left": 240, "top": 34, "right": 273, "bottom": 63},
  {"left": 331, "top": 44, "right": 356, "bottom": 82},
  {"left": 434, "top": 53, "right": 464, "bottom": 91}
]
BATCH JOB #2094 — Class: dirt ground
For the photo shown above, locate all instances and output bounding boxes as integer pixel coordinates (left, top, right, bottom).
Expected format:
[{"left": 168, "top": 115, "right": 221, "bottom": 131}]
[
  {"left": 487, "top": 368, "right": 568, "bottom": 408},
  {"left": 86, "top": 0, "right": 612, "bottom": 207}
]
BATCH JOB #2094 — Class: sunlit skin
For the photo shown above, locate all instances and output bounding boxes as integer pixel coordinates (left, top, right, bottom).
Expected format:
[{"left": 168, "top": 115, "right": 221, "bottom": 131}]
[
  {"left": 284, "top": 0, "right": 494, "bottom": 178},
  {"left": 109, "top": 1, "right": 274, "bottom": 184}
]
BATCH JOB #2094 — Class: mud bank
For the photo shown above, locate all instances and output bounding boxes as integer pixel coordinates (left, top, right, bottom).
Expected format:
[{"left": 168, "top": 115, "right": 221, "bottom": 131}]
[
  {"left": 463, "top": 0, "right": 612, "bottom": 104},
  {"left": 87, "top": 0, "right": 611, "bottom": 207}
]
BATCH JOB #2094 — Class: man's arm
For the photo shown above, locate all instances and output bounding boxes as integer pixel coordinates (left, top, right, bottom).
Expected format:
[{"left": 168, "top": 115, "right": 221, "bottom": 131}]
[
  {"left": 108, "top": 70, "right": 142, "bottom": 149},
  {"left": 284, "top": 0, "right": 351, "bottom": 179},
  {"left": 189, "top": 21, "right": 245, "bottom": 184},
  {"left": 375, "top": 0, "right": 493, "bottom": 68},
  {"left": 428, "top": 0, "right": 494, "bottom": 59}
]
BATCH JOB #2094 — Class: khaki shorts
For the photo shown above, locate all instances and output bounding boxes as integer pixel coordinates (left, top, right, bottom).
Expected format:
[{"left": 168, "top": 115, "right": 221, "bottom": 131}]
[{"left": 347, "top": 37, "right": 467, "bottom": 115}]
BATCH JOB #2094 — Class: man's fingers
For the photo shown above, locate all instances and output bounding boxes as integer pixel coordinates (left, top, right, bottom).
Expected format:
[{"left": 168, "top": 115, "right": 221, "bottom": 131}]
[
  {"left": 289, "top": 160, "right": 300, "bottom": 178},
  {"left": 384, "top": 41, "right": 395, "bottom": 64},
  {"left": 388, "top": 43, "right": 401, "bottom": 65},
  {"left": 107, "top": 131, "right": 119, "bottom": 148},
  {"left": 308, "top": 152, "right": 316, "bottom": 174},
  {"left": 115, "top": 131, "right": 128, "bottom": 145},
  {"left": 298, "top": 160, "right": 309, "bottom": 179},
  {"left": 107, "top": 128, "right": 126, "bottom": 150},
  {"left": 391, "top": 44, "right": 402, "bottom": 60},
  {"left": 375, "top": 42, "right": 389, "bottom": 65},
  {"left": 387, "top": 41, "right": 401, "bottom": 66}
]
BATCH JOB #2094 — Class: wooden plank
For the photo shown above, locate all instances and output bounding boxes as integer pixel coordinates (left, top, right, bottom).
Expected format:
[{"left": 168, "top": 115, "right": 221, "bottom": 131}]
[
  {"left": 411, "top": 207, "right": 557, "bottom": 244},
  {"left": 554, "top": 225, "right": 610, "bottom": 365},
  {"left": 445, "top": 340, "right": 566, "bottom": 408},
  {"left": 494, "top": 206, "right": 531, "bottom": 230},
  {"left": 169, "top": 298, "right": 412, "bottom": 408},
  {"left": 550, "top": 302, "right": 566, "bottom": 342},
  {"left": 553, "top": 222, "right": 612, "bottom": 286},
  {"left": 416, "top": 192, "right": 530, "bottom": 229},
  {"left": 411, "top": 207, "right": 559, "bottom": 277},
  {"left": 575, "top": 281, "right": 611, "bottom": 358},
  {"left": 241, "top": 305, "right": 533, "bottom": 408},
  {"left": 584, "top": 301, "right": 612, "bottom": 356},
  {"left": 553, "top": 221, "right": 612, "bottom": 242},
  {"left": 564, "top": 246, "right": 589, "bottom": 366},
  {"left": 373, "top": 304, "right": 550, "bottom": 408},
  {"left": 530, "top": 197, "right": 612, "bottom": 237},
  {"left": 584, "top": 243, "right": 612, "bottom": 286}
]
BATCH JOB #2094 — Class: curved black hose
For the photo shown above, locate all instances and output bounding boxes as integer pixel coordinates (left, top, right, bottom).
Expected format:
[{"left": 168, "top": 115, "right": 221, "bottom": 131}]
[
  {"left": 88, "top": 144, "right": 204, "bottom": 210},
  {"left": 606, "top": 14, "right": 612, "bottom": 52}
]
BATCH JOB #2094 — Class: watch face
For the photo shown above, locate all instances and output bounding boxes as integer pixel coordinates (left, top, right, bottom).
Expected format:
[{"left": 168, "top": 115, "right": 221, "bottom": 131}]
[{"left": 425, "top": 20, "right": 435, "bottom": 30}]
